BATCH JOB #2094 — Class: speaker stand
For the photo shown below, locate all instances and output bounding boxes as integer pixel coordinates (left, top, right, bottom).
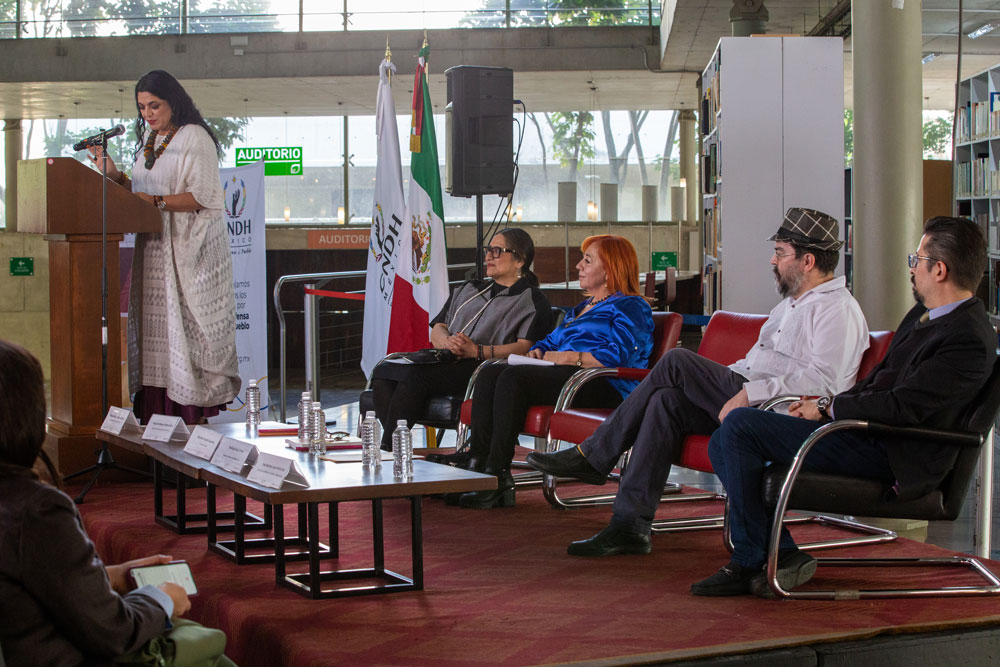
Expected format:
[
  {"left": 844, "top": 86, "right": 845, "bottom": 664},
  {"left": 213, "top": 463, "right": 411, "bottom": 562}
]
[{"left": 475, "top": 194, "right": 484, "bottom": 281}]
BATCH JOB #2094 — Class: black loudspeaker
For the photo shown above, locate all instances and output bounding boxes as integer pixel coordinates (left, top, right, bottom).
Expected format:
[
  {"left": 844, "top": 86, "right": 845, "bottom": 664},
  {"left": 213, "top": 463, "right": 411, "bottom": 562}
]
[{"left": 445, "top": 65, "right": 514, "bottom": 197}]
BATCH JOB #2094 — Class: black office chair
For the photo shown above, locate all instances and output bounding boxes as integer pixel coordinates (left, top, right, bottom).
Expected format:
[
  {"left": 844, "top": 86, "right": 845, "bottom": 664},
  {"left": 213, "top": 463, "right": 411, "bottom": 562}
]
[{"left": 754, "top": 355, "right": 1000, "bottom": 599}]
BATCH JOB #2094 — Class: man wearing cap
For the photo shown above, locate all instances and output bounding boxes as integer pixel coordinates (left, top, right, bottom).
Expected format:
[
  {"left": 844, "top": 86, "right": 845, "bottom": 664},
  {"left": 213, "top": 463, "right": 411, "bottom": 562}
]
[
  {"left": 692, "top": 216, "right": 994, "bottom": 598},
  {"left": 527, "top": 207, "right": 869, "bottom": 560}
]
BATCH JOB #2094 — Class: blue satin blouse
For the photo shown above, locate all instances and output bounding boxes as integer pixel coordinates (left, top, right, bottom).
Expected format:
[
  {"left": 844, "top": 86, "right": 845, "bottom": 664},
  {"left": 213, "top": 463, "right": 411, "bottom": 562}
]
[{"left": 530, "top": 293, "right": 654, "bottom": 397}]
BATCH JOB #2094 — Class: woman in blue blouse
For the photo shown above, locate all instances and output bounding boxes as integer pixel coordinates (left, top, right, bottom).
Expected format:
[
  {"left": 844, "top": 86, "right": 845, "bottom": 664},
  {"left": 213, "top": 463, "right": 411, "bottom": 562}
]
[{"left": 457, "top": 235, "right": 654, "bottom": 509}]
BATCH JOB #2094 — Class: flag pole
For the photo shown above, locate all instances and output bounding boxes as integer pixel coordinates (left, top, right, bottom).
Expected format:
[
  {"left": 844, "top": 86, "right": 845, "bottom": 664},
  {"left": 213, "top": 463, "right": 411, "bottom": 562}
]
[{"left": 385, "top": 36, "right": 392, "bottom": 84}]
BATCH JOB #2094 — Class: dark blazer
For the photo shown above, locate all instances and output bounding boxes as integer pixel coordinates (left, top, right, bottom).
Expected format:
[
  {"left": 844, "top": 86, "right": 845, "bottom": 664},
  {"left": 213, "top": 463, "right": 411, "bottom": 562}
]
[
  {"left": 832, "top": 298, "right": 996, "bottom": 500},
  {"left": 0, "top": 466, "right": 167, "bottom": 666}
]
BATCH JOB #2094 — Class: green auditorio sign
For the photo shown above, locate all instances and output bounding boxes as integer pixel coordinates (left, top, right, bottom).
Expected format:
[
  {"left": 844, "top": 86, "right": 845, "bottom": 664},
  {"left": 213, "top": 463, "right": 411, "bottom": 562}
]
[
  {"left": 650, "top": 252, "right": 677, "bottom": 271},
  {"left": 235, "top": 146, "right": 303, "bottom": 176},
  {"left": 9, "top": 257, "right": 33, "bottom": 276}
]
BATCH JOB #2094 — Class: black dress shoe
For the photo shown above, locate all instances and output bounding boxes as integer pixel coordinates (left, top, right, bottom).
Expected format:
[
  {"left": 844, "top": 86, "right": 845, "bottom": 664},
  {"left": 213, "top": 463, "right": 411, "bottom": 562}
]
[
  {"left": 525, "top": 446, "right": 607, "bottom": 485},
  {"left": 458, "top": 468, "right": 515, "bottom": 509},
  {"left": 425, "top": 450, "right": 470, "bottom": 466},
  {"left": 566, "top": 522, "right": 651, "bottom": 557},
  {"left": 750, "top": 550, "right": 817, "bottom": 599},
  {"left": 690, "top": 560, "right": 757, "bottom": 597}
]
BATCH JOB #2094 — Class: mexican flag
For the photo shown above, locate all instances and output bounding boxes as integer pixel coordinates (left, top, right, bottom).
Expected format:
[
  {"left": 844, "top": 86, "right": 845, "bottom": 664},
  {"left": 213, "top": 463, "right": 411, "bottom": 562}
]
[
  {"left": 361, "top": 57, "right": 407, "bottom": 377},
  {"left": 387, "top": 42, "right": 448, "bottom": 352}
]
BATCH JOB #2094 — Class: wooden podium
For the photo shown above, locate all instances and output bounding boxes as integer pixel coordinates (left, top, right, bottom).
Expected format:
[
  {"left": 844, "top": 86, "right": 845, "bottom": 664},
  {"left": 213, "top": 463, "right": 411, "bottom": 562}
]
[{"left": 18, "top": 157, "right": 161, "bottom": 475}]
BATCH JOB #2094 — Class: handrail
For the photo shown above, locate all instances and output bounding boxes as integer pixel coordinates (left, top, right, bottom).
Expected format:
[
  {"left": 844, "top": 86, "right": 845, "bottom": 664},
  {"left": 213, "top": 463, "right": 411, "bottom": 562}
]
[{"left": 272, "top": 263, "right": 475, "bottom": 422}]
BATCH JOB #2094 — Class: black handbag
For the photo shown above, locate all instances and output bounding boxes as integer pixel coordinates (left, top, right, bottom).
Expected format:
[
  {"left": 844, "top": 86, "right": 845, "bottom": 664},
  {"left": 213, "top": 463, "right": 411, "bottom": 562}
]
[{"left": 401, "top": 348, "right": 458, "bottom": 364}]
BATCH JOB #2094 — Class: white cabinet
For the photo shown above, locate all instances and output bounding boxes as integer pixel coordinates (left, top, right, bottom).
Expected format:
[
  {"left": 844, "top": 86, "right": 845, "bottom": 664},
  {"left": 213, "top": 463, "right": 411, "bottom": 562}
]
[{"left": 701, "top": 36, "right": 845, "bottom": 315}]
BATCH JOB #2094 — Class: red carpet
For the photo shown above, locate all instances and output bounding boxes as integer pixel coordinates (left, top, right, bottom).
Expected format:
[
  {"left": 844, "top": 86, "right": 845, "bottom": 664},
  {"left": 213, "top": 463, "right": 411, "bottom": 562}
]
[{"left": 73, "top": 478, "right": 1000, "bottom": 666}]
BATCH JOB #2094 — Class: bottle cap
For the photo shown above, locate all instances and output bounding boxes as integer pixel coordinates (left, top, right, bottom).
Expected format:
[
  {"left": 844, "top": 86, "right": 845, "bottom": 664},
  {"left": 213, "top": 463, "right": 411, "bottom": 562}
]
[
  {"left": 312, "top": 402, "right": 322, "bottom": 410},
  {"left": 301, "top": 391, "right": 311, "bottom": 401},
  {"left": 248, "top": 378, "right": 257, "bottom": 387},
  {"left": 366, "top": 411, "right": 376, "bottom": 418},
  {"left": 397, "top": 420, "right": 407, "bottom": 427}
]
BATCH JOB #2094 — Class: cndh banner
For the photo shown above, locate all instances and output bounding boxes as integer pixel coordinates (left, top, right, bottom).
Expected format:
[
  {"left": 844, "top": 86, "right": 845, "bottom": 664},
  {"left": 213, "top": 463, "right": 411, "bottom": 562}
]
[{"left": 212, "top": 160, "right": 268, "bottom": 422}]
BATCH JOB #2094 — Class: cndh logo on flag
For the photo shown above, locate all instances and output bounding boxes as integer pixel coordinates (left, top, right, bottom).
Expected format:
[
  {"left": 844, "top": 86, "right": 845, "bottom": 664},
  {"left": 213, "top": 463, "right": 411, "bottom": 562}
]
[{"left": 224, "top": 176, "right": 248, "bottom": 218}]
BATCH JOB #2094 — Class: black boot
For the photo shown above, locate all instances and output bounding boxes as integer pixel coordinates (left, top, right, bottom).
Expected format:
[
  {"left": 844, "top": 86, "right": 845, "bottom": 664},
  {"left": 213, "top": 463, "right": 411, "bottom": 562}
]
[
  {"left": 426, "top": 450, "right": 482, "bottom": 470},
  {"left": 458, "top": 467, "right": 515, "bottom": 509}
]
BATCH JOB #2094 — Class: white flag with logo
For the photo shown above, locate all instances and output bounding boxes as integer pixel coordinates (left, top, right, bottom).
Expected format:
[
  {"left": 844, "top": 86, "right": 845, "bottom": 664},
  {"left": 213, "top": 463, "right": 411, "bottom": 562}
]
[{"left": 361, "top": 58, "right": 407, "bottom": 377}]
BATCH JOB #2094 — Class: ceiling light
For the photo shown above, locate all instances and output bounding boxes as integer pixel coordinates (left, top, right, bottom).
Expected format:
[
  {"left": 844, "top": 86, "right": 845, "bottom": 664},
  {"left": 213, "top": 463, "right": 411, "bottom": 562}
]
[
  {"left": 968, "top": 23, "right": 996, "bottom": 39},
  {"left": 921, "top": 52, "right": 940, "bottom": 65}
]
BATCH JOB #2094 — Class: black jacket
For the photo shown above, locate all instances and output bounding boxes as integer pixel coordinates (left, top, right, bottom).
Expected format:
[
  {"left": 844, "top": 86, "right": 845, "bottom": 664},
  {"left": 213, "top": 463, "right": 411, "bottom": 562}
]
[
  {"left": 832, "top": 298, "right": 996, "bottom": 500},
  {"left": 0, "top": 467, "right": 167, "bottom": 666}
]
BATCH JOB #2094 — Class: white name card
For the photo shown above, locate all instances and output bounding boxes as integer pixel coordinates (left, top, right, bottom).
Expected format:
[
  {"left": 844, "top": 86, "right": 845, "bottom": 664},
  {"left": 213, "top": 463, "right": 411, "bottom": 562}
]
[
  {"left": 247, "top": 452, "right": 310, "bottom": 489},
  {"left": 100, "top": 406, "right": 140, "bottom": 435},
  {"left": 210, "top": 437, "right": 259, "bottom": 473},
  {"left": 183, "top": 426, "right": 224, "bottom": 460},
  {"left": 142, "top": 415, "right": 191, "bottom": 442}
]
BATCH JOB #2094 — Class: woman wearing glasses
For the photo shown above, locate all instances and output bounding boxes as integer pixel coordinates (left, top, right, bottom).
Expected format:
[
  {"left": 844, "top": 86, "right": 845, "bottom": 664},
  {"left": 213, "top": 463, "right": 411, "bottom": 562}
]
[
  {"left": 369, "top": 228, "right": 554, "bottom": 450},
  {"left": 457, "top": 235, "right": 654, "bottom": 509}
]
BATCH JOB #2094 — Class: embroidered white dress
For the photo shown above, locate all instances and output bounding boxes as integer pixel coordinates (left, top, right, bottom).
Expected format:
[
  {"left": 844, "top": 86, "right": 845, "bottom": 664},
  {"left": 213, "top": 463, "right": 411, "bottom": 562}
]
[{"left": 127, "top": 124, "right": 240, "bottom": 407}]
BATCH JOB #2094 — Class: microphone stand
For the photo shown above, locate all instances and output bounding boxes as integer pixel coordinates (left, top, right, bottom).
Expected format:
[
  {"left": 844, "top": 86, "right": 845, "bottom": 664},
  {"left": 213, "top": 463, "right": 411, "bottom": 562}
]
[{"left": 64, "top": 136, "right": 150, "bottom": 504}]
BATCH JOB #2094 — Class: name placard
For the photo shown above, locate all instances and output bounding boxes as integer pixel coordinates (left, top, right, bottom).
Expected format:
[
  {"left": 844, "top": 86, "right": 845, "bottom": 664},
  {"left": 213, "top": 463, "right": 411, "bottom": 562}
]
[
  {"left": 100, "top": 406, "right": 140, "bottom": 435},
  {"left": 183, "top": 426, "right": 224, "bottom": 460},
  {"left": 142, "top": 415, "right": 191, "bottom": 443},
  {"left": 247, "top": 452, "right": 310, "bottom": 489},
  {"left": 210, "top": 437, "right": 258, "bottom": 473}
]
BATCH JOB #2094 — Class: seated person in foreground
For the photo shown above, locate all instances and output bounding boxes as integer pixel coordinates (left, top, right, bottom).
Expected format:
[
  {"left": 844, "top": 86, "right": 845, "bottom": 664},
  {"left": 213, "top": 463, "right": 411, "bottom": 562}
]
[
  {"left": 0, "top": 340, "right": 233, "bottom": 666},
  {"left": 370, "top": 227, "right": 553, "bottom": 450},
  {"left": 455, "top": 235, "right": 654, "bottom": 509},
  {"left": 693, "top": 216, "right": 995, "bottom": 598},
  {"left": 527, "top": 208, "right": 868, "bottom": 556}
]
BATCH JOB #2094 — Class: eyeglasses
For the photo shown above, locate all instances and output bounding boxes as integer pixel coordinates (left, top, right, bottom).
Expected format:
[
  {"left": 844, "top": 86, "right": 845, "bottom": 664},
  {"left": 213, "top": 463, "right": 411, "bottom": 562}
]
[
  {"left": 772, "top": 248, "right": 798, "bottom": 259},
  {"left": 482, "top": 246, "right": 517, "bottom": 260},
  {"left": 907, "top": 253, "right": 943, "bottom": 269}
]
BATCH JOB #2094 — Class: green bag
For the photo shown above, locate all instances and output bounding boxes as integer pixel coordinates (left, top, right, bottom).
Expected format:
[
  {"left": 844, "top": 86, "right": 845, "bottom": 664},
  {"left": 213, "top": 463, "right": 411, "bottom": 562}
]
[{"left": 114, "top": 618, "right": 235, "bottom": 667}]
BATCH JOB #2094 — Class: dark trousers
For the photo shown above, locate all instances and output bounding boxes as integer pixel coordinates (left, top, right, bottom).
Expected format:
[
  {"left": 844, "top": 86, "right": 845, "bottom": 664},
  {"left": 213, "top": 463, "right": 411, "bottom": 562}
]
[
  {"left": 371, "top": 359, "right": 479, "bottom": 447},
  {"left": 469, "top": 363, "right": 623, "bottom": 472},
  {"left": 577, "top": 348, "right": 746, "bottom": 532},
  {"left": 709, "top": 407, "right": 893, "bottom": 569}
]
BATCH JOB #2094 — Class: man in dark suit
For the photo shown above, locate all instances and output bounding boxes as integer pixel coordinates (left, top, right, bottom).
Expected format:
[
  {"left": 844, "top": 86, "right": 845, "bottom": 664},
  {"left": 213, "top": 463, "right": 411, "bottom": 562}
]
[{"left": 693, "top": 216, "right": 996, "bottom": 598}]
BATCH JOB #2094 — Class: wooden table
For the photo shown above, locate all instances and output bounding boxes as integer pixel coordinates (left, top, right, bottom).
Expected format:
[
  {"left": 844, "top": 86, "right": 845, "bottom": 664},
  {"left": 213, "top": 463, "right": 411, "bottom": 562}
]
[{"left": 97, "top": 422, "right": 496, "bottom": 598}]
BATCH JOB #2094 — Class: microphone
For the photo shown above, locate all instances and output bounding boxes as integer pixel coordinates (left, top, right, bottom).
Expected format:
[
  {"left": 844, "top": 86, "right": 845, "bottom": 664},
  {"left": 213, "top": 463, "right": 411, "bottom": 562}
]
[{"left": 73, "top": 125, "right": 126, "bottom": 151}]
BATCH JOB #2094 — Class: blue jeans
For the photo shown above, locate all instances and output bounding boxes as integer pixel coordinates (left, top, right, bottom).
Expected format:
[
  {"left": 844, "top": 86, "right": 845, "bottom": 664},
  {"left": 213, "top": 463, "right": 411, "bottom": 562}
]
[{"left": 709, "top": 408, "right": 894, "bottom": 569}]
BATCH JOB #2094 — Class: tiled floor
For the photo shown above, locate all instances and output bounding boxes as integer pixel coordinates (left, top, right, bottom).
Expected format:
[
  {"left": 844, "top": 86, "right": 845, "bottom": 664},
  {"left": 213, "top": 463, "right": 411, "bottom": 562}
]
[{"left": 272, "top": 371, "right": 1000, "bottom": 561}]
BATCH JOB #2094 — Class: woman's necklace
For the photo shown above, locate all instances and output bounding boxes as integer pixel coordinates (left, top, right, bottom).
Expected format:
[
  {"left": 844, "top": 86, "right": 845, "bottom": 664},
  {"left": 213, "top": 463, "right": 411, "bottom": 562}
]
[
  {"left": 143, "top": 126, "right": 178, "bottom": 169},
  {"left": 564, "top": 292, "right": 614, "bottom": 325}
]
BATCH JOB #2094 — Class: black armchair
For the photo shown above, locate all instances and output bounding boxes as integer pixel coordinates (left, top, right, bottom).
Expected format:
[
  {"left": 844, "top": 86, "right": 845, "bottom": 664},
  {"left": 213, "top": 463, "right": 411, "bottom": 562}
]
[{"left": 756, "top": 356, "right": 1000, "bottom": 599}]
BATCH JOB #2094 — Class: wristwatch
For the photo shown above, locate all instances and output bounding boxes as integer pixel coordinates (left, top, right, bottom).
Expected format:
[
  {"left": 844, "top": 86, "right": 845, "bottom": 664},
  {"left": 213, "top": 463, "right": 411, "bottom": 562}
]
[
  {"left": 816, "top": 395, "right": 832, "bottom": 421},
  {"left": 576, "top": 351, "right": 583, "bottom": 367},
  {"left": 153, "top": 195, "right": 166, "bottom": 210}
]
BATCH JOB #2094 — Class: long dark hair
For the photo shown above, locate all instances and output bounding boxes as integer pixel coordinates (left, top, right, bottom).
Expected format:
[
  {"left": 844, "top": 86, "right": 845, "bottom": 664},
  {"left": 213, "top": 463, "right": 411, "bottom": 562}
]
[
  {"left": 496, "top": 227, "right": 539, "bottom": 287},
  {"left": 0, "top": 341, "right": 46, "bottom": 468},
  {"left": 132, "top": 69, "right": 221, "bottom": 159}
]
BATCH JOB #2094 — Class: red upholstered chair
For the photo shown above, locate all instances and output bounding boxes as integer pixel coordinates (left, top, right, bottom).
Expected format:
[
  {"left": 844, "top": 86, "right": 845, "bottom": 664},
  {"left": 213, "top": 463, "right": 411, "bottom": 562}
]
[
  {"left": 544, "top": 310, "right": 767, "bottom": 508},
  {"left": 454, "top": 312, "right": 684, "bottom": 487}
]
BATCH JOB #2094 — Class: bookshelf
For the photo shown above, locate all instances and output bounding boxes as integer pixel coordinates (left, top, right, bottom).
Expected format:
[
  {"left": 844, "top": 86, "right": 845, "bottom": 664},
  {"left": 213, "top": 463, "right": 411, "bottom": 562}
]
[
  {"left": 955, "top": 64, "right": 1000, "bottom": 322},
  {"left": 700, "top": 36, "right": 845, "bottom": 316}
]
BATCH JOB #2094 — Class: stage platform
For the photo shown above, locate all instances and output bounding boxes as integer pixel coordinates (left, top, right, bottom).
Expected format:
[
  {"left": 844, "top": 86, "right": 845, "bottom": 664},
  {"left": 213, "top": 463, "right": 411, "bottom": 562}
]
[{"left": 72, "top": 474, "right": 1000, "bottom": 666}]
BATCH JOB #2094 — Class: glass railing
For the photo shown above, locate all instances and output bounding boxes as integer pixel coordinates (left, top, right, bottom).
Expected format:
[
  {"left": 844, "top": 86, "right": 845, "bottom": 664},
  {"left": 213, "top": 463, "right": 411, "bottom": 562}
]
[{"left": 1, "top": 2, "right": 659, "bottom": 39}]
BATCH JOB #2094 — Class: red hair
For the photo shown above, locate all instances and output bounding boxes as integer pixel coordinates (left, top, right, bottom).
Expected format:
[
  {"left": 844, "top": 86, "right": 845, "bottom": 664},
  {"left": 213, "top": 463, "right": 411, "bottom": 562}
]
[{"left": 581, "top": 235, "right": 641, "bottom": 296}]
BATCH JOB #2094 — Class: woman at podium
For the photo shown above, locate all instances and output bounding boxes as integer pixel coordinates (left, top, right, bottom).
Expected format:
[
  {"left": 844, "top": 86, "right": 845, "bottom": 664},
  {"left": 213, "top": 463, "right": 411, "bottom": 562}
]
[{"left": 88, "top": 70, "right": 240, "bottom": 424}]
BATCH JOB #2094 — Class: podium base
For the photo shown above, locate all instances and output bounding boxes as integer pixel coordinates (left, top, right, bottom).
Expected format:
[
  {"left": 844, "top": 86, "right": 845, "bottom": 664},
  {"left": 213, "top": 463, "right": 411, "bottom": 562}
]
[{"left": 43, "top": 426, "right": 148, "bottom": 481}]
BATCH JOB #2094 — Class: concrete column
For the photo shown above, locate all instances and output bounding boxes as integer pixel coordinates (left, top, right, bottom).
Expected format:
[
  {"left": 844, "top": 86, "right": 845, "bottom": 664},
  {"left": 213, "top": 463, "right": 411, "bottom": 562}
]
[
  {"left": 600, "top": 183, "right": 618, "bottom": 226},
  {"left": 4, "top": 119, "right": 22, "bottom": 232},
  {"left": 641, "top": 185, "right": 658, "bottom": 222},
  {"left": 852, "top": 0, "right": 923, "bottom": 330},
  {"left": 679, "top": 110, "right": 697, "bottom": 224},
  {"left": 557, "top": 182, "right": 577, "bottom": 222}
]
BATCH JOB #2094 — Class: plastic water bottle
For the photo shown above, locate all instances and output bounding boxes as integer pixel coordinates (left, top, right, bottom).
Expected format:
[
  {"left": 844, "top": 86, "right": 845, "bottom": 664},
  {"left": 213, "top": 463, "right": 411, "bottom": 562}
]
[
  {"left": 245, "top": 378, "right": 261, "bottom": 430},
  {"left": 309, "top": 401, "right": 325, "bottom": 456},
  {"left": 360, "top": 411, "right": 381, "bottom": 470},
  {"left": 392, "top": 420, "right": 412, "bottom": 479},
  {"left": 296, "top": 391, "right": 312, "bottom": 442}
]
